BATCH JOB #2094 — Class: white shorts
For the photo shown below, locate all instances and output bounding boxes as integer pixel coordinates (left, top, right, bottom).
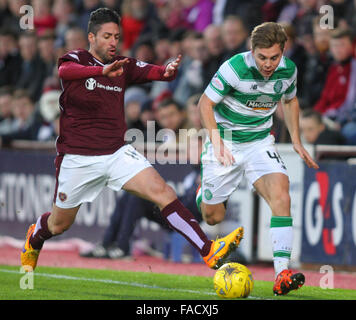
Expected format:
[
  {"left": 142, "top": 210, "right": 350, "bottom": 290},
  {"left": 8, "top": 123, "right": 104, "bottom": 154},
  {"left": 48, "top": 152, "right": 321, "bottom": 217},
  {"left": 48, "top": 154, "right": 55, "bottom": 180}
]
[
  {"left": 54, "top": 145, "right": 152, "bottom": 208},
  {"left": 200, "top": 135, "right": 288, "bottom": 205}
]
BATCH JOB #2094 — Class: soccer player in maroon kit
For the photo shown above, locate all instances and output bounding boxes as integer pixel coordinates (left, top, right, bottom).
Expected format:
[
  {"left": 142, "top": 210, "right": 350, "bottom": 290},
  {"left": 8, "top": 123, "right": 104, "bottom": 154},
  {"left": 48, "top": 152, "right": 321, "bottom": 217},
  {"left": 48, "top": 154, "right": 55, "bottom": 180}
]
[{"left": 21, "top": 8, "right": 243, "bottom": 271}]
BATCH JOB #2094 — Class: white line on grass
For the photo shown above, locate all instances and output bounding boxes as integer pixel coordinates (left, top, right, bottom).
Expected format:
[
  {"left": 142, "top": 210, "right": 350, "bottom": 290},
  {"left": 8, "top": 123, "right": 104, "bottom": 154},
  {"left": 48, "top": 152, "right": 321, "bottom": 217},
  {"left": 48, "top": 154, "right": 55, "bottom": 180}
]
[{"left": 0, "top": 268, "right": 267, "bottom": 300}]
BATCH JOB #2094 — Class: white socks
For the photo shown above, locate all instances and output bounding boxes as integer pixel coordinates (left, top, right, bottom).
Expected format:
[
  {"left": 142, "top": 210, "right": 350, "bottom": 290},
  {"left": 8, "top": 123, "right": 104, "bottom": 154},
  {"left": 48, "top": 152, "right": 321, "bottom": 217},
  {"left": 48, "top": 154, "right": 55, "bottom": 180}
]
[{"left": 269, "top": 216, "right": 293, "bottom": 279}]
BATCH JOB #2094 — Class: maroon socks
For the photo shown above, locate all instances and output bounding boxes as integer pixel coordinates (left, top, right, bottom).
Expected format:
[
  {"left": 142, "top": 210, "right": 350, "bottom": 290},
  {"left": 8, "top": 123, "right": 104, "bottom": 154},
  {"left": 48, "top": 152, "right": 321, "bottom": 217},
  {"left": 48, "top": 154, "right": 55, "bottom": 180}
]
[
  {"left": 29, "top": 200, "right": 213, "bottom": 257},
  {"left": 29, "top": 212, "right": 53, "bottom": 250},
  {"left": 161, "top": 199, "right": 212, "bottom": 257}
]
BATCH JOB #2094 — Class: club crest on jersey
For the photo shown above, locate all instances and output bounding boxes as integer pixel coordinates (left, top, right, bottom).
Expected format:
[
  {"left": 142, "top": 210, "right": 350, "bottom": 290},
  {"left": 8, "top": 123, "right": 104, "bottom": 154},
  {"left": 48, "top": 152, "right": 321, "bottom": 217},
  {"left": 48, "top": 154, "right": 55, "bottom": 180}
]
[
  {"left": 246, "top": 95, "right": 277, "bottom": 110},
  {"left": 58, "top": 192, "right": 67, "bottom": 202},
  {"left": 273, "top": 80, "right": 283, "bottom": 93},
  {"left": 85, "top": 78, "right": 97, "bottom": 90},
  {"left": 204, "top": 189, "right": 213, "bottom": 200}
]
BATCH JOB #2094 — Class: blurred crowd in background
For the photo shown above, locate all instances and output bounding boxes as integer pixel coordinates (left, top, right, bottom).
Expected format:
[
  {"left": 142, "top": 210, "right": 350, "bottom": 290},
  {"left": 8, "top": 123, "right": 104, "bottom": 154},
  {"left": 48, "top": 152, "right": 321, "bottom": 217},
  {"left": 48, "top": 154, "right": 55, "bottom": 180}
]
[{"left": 0, "top": 0, "right": 356, "bottom": 149}]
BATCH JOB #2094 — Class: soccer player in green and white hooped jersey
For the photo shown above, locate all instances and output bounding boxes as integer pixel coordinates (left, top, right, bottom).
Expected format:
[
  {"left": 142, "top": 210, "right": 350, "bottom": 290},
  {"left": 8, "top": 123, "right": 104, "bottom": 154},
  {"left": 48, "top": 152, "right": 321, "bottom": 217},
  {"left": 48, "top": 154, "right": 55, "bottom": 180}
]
[{"left": 196, "top": 22, "right": 319, "bottom": 296}]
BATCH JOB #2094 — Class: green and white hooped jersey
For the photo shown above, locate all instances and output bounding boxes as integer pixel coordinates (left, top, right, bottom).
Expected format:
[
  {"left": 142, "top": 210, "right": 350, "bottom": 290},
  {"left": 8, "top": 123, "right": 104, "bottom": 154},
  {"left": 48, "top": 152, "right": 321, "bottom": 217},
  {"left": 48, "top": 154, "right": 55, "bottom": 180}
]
[{"left": 204, "top": 51, "right": 297, "bottom": 143}]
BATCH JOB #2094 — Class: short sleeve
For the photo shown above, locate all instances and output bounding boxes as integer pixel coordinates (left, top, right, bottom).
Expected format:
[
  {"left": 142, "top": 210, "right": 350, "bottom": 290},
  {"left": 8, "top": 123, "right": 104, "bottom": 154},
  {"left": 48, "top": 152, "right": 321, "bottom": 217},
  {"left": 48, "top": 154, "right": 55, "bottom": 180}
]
[
  {"left": 204, "top": 61, "right": 234, "bottom": 103},
  {"left": 283, "top": 68, "right": 297, "bottom": 101}
]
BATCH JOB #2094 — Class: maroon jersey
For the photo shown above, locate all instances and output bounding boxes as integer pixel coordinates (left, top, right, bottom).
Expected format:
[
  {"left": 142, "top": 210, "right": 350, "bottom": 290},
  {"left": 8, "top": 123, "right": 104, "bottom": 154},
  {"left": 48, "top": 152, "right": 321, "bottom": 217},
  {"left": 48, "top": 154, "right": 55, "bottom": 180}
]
[{"left": 57, "top": 49, "right": 171, "bottom": 155}]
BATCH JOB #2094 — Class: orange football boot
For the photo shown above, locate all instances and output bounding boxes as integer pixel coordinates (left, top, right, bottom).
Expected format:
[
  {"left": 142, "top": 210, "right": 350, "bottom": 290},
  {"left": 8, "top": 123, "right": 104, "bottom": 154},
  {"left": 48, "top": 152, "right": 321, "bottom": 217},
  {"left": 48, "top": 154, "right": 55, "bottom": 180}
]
[
  {"left": 20, "top": 224, "right": 40, "bottom": 272},
  {"left": 203, "top": 226, "right": 244, "bottom": 269},
  {"left": 273, "top": 269, "right": 305, "bottom": 295}
]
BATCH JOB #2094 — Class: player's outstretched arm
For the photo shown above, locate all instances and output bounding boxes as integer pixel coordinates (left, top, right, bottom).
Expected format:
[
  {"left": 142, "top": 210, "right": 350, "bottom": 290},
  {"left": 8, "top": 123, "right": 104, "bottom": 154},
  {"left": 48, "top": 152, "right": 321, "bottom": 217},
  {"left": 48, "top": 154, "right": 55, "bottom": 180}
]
[
  {"left": 163, "top": 54, "right": 182, "bottom": 78},
  {"left": 58, "top": 59, "right": 130, "bottom": 81},
  {"left": 282, "top": 96, "right": 319, "bottom": 169},
  {"left": 102, "top": 58, "right": 130, "bottom": 77}
]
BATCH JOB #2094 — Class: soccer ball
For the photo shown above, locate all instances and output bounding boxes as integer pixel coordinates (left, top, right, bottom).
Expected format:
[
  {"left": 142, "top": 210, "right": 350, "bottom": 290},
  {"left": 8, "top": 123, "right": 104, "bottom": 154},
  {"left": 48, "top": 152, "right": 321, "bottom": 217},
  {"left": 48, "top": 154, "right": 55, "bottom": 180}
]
[{"left": 213, "top": 262, "right": 254, "bottom": 298}]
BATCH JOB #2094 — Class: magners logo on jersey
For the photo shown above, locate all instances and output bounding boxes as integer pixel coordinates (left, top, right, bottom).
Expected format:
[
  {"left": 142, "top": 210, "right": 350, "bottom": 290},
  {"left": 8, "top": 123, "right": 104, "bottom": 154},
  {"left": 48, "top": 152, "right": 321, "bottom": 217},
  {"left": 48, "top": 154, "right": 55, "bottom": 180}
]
[{"left": 246, "top": 95, "right": 277, "bottom": 110}]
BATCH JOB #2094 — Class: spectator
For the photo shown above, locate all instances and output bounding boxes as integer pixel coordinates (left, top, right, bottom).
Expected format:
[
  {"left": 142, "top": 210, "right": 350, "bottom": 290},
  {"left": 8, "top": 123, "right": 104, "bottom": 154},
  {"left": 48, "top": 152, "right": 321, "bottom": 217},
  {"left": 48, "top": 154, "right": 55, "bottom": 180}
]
[
  {"left": 32, "top": 0, "right": 57, "bottom": 36},
  {"left": 38, "top": 31, "right": 57, "bottom": 77},
  {"left": 64, "top": 26, "right": 89, "bottom": 52},
  {"left": 0, "top": 0, "right": 8, "bottom": 28},
  {"left": 280, "top": 22, "right": 307, "bottom": 96},
  {"left": 293, "top": 0, "right": 319, "bottom": 38},
  {"left": 181, "top": 0, "right": 214, "bottom": 33},
  {"left": 213, "top": 0, "right": 263, "bottom": 31},
  {"left": 37, "top": 89, "right": 61, "bottom": 141},
  {"left": 155, "top": 98, "right": 188, "bottom": 144},
  {"left": 52, "top": 0, "right": 78, "bottom": 48},
  {"left": 124, "top": 86, "right": 149, "bottom": 131},
  {"left": 345, "top": 0, "right": 356, "bottom": 37},
  {"left": 168, "top": 28, "right": 186, "bottom": 60},
  {"left": 299, "top": 16, "right": 333, "bottom": 109},
  {"left": 152, "top": 32, "right": 171, "bottom": 66},
  {"left": 0, "top": 86, "right": 16, "bottom": 135},
  {"left": 202, "top": 24, "right": 225, "bottom": 88},
  {"left": 185, "top": 93, "right": 202, "bottom": 131},
  {"left": 329, "top": 0, "right": 351, "bottom": 28},
  {"left": 313, "top": 28, "right": 355, "bottom": 118},
  {"left": 221, "top": 15, "right": 249, "bottom": 61},
  {"left": 0, "top": 89, "right": 43, "bottom": 147},
  {"left": 0, "top": 28, "right": 22, "bottom": 87},
  {"left": 16, "top": 32, "right": 47, "bottom": 102},
  {"left": 261, "top": 0, "right": 287, "bottom": 23},
  {"left": 101, "top": 0, "right": 122, "bottom": 12},
  {"left": 131, "top": 37, "right": 156, "bottom": 64},
  {"left": 148, "top": 29, "right": 189, "bottom": 100},
  {"left": 77, "top": 0, "right": 102, "bottom": 32},
  {"left": 277, "top": 0, "right": 299, "bottom": 25},
  {"left": 334, "top": 55, "right": 356, "bottom": 145},
  {"left": 2, "top": 0, "right": 27, "bottom": 34},
  {"left": 300, "top": 109, "right": 346, "bottom": 145},
  {"left": 120, "top": 0, "right": 150, "bottom": 54},
  {"left": 173, "top": 33, "right": 209, "bottom": 105}
]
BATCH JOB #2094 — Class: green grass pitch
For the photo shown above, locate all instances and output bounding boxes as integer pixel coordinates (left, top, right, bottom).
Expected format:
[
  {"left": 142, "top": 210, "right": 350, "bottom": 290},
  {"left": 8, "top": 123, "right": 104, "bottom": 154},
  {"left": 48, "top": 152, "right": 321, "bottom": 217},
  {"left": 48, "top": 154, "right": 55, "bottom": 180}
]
[{"left": 0, "top": 265, "right": 355, "bottom": 300}]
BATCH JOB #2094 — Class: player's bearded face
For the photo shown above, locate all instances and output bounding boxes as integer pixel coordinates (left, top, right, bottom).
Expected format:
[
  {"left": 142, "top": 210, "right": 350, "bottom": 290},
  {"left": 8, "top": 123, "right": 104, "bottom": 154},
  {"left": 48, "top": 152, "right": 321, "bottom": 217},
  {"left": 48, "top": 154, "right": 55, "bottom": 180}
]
[
  {"left": 252, "top": 43, "right": 283, "bottom": 78},
  {"left": 89, "top": 22, "right": 120, "bottom": 64}
]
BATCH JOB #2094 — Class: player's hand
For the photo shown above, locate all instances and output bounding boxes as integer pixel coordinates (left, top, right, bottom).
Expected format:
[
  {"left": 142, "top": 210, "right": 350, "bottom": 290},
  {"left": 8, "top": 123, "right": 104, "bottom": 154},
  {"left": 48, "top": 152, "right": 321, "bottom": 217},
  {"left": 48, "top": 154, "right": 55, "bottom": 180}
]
[
  {"left": 102, "top": 58, "right": 130, "bottom": 77},
  {"left": 293, "top": 143, "right": 319, "bottom": 169},
  {"left": 163, "top": 54, "right": 182, "bottom": 78},
  {"left": 212, "top": 138, "right": 235, "bottom": 167}
]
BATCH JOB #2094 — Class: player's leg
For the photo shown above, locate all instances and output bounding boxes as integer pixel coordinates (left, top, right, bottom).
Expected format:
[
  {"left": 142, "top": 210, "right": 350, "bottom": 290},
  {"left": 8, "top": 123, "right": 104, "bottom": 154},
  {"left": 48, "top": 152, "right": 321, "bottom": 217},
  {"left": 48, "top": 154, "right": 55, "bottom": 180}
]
[
  {"left": 253, "top": 172, "right": 293, "bottom": 275},
  {"left": 122, "top": 166, "right": 243, "bottom": 269},
  {"left": 245, "top": 137, "right": 305, "bottom": 295},
  {"left": 21, "top": 153, "right": 107, "bottom": 271},
  {"left": 21, "top": 204, "right": 80, "bottom": 271},
  {"left": 123, "top": 166, "right": 212, "bottom": 253},
  {"left": 200, "top": 202, "right": 226, "bottom": 225},
  {"left": 253, "top": 172, "right": 304, "bottom": 295},
  {"left": 197, "top": 140, "right": 242, "bottom": 225}
]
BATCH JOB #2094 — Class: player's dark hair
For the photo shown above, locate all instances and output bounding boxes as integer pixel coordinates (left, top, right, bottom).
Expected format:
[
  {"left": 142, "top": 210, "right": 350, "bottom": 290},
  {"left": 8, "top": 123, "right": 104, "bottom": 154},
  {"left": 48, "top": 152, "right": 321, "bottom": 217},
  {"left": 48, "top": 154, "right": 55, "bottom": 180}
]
[
  {"left": 251, "top": 22, "right": 287, "bottom": 51},
  {"left": 88, "top": 8, "right": 121, "bottom": 35}
]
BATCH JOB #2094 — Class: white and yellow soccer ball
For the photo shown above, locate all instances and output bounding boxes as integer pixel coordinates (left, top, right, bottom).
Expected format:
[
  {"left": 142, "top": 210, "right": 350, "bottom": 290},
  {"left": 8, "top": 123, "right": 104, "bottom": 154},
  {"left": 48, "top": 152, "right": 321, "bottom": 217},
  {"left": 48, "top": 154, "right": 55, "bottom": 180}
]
[{"left": 213, "top": 262, "right": 254, "bottom": 298}]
